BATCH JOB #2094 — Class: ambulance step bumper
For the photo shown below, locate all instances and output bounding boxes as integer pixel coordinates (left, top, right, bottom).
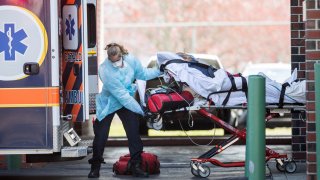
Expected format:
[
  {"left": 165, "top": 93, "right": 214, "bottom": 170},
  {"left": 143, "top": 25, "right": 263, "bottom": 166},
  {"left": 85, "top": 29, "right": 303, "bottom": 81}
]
[{"left": 61, "top": 146, "right": 88, "bottom": 157}]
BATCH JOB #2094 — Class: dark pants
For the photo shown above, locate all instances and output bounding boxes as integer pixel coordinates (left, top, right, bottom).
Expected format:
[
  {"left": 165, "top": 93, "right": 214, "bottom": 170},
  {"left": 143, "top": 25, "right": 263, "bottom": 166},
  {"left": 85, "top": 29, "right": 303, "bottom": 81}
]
[{"left": 89, "top": 107, "right": 143, "bottom": 164}]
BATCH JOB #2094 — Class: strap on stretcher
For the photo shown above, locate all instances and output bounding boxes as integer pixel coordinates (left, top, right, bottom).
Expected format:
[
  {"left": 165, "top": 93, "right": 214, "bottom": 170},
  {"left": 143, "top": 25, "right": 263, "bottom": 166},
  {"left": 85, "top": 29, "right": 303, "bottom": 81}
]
[
  {"left": 206, "top": 73, "right": 248, "bottom": 106},
  {"left": 206, "top": 75, "right": 299, "bottom": 109}
]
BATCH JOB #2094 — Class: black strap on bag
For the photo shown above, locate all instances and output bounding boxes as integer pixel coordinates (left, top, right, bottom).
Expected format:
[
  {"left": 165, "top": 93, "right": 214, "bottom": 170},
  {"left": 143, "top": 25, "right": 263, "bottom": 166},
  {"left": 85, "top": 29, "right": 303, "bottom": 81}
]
[
  {"left": 206, "top": 74, "right": 248, "bottom": 106},
  {"left": 160, "top": 59, "right": 218, "bottom": 78},
  {"left": 278, "top": 82, "right": 290, "bottom": 108},
  {"left": 221, "top": 75, "right": 238, "bottom": 106},
  {"left": 240, "top": 75, "right": 248, "bottom": 99}
]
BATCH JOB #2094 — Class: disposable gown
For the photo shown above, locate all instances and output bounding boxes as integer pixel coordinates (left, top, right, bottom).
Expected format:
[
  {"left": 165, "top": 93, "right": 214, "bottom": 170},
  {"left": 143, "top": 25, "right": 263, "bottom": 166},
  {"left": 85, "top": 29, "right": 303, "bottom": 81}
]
[{"left": 96, "top": 54, "right": 161, "bottom": 121}]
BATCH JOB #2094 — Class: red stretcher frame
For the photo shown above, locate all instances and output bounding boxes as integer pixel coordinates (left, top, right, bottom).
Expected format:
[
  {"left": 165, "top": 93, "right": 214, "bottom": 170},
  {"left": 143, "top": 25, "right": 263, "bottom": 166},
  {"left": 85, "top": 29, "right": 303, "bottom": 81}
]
[{"left": 189, "top": 105, "right": 305, "bottom": 178}]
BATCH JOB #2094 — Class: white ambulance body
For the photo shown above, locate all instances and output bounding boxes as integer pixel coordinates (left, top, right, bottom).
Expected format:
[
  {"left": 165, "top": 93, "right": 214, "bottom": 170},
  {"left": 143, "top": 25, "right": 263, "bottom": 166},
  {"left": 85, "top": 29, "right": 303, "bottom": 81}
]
[{"left": 0, "top": 0, "right": 98, "bottom": 158}]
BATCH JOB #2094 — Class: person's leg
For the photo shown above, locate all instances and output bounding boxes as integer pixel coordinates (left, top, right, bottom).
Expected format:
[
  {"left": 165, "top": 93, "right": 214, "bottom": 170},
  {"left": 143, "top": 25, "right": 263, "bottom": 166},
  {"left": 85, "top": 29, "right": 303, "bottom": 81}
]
[
  {"left": 117, "top": 108, "right": 147, "bottom": 177},
  {"left": 88, "top": 113, "right": 114, "bottom": 178},
  {"left": 117, "top": 107, "right": 143, "bottom": 161}
]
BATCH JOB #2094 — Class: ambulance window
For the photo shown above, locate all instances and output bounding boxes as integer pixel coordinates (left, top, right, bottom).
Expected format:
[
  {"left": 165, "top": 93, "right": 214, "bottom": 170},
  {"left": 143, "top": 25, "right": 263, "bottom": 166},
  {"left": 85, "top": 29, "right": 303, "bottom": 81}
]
[{"left": 87, "top": 4, "right": 96, "bottom": 48}]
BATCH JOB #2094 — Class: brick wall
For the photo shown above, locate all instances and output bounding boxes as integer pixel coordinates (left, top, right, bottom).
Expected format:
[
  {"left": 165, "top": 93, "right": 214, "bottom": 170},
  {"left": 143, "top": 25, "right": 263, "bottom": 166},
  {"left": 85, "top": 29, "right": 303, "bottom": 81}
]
[
  {"left": 292, "top": 0, "right": 320, "bottom": 179},
  {"left": 291, "top": 0, "right": 306, "bottom": 163},
  {"left": 305, "top": 0, "right": 320, "bottom": 179}
]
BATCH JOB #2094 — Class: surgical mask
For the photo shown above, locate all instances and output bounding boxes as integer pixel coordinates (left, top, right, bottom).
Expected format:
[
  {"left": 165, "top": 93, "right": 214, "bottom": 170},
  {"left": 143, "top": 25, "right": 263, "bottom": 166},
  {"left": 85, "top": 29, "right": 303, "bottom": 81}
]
[{"left": 112, "top": 58, "right": 123, "bottom": 68}]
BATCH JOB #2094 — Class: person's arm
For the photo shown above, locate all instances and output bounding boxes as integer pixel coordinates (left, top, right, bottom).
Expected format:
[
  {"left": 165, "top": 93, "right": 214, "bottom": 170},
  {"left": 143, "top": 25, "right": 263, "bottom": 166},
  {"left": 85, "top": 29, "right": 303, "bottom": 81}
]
[
  {"left": 132, "top": 55, "right": 161, "bottom": 81},
  {"left": 100, "top": 69, "right": 144, "bottom": 115}
]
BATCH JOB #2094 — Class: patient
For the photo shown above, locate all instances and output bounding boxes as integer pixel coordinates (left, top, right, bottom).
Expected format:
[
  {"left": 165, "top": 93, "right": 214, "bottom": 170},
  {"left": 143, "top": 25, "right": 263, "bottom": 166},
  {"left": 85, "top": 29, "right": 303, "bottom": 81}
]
[{"left": 156, "top": 52, "right": 306, "bottom": 107}]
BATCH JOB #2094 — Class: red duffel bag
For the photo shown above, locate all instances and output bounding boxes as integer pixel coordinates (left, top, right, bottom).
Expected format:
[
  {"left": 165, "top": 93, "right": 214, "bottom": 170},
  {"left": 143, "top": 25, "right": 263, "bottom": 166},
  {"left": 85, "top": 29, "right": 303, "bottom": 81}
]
[
  {"left": 147, "top": 90, "right": 194, "bottom": 113},
  {"left": 113, "top": 152, "right": 160, "bottom": 175}
]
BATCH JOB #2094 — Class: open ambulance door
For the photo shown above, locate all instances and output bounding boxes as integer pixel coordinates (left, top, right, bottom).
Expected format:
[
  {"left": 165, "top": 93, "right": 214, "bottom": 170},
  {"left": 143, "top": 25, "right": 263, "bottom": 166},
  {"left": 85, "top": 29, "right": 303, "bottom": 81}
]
[{"left": 61, "top": 0, "right": 97, "bottom": 123}]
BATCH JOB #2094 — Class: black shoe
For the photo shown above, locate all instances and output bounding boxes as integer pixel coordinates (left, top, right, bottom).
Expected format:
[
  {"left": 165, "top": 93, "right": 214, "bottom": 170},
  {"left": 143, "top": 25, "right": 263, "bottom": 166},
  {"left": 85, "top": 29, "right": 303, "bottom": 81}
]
[
  {"left": 88, "top": 163, "right": 101, "bottom": 178},
  {"left": 131, "top": 162, "right": 149, "bottom": 178}
]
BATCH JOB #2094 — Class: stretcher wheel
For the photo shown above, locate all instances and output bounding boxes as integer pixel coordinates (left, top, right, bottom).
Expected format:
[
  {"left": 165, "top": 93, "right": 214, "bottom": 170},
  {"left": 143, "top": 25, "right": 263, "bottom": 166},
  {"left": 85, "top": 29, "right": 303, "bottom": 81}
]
[
  {"left": 276, "top": 162, "right": 285, "bottom": 172},
  {"left": 152, "top": 117, "right": 163, "bottom": 130},
  {"left": 197, "top": 165, "right": 210, "bottom": 178},
  {"left": 191, "top": 166, "right": 199, "bottom": 177},
  {"left": 190, "top": 162, "right": 199, "bottom": 177},
  {"left": 285, "top": 161, "right": 297, "bottom": 173}
]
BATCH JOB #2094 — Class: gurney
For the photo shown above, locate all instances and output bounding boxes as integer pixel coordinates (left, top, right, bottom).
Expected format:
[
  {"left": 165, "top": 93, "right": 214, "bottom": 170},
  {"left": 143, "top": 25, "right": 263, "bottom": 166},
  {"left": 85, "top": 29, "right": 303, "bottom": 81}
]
[
  {"left": 144, "top": 87, "right": 305, "bottom": 178},
  {"left": 138, "top": 52, "right": 306, "bottom": 178}
]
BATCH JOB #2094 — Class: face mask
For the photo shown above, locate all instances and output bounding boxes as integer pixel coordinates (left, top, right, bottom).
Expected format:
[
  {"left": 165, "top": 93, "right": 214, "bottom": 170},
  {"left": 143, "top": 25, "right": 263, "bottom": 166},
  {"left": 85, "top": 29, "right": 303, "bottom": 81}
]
[{"left": 112, "top": 58, "right": 123, "bottom": 68}]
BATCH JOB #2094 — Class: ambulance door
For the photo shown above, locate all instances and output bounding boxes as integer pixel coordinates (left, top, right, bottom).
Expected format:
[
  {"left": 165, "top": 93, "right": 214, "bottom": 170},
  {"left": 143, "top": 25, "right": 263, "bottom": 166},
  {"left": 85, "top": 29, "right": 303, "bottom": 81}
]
[
  {"left": 61, "top": 0, "right": 90, "bottom": 122},
  {"left": 87, "top": 0, "right": 98, "bottom": 116},
  {"left": 0, "top": 0, "right": 57, "bottom": 153}
]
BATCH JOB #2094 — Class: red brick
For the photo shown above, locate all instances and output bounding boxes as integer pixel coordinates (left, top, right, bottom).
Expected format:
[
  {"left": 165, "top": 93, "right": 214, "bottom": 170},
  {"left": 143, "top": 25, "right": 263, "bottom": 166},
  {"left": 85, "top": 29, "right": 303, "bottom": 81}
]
[
  {"left": 307, "top": 112, "right": 315, "bottom": 121},
  {"left": 306, "top": 30, "right": 320, "bottom": 39},
  {"left": 298, "top": 70, "right": 306, "bottom": 78},
  {"left": 307, "top": 132, "right": 316, "bottom": 141},
  {"left": 293, "top": 151, "right": 306, "bottom": 160},
  {"left": 307, "top": 175, "right": 317, "bottom": 180},
  {"left": 306, "top": 41, "right": 317, "bottom": 50},
  {"left": 290, "top": 0, "right": 299, "bottom": 6},
  {"left": 300, "top": 46, "right": 306, "bottom": 54},
  {"left": 307, "top": 153, "right": 316, "bottom": 161},
  {"left": 306, "top": 0, "right": 316, "bottom": 9},
  {"left": 306, "top": 85, "right": 314, "bottom": 92},
  {"left": 307, "top": 81, "right": 315, "bottom": 91},
  {"left": 301, "top": 127, "right": 306, "bottom": 135},
  {"left": 291, "top": 15, "right": 299, "bottom": 22},
  {"left": 306, "top": 20, "right": 316, "bottom": 29},
  {"left": 307, "top": 152, "right": 316, "bottom": 164},
  {"left": 307, "top": 122, "right": 316, "bottom": 131},
  {"left": 291, "top": 39, "right": 304, "bottom": 46},
  {"left": 307, "top": 102, "right": 315, "bottom": 111},
  {"left": 307, "top": 10, "right": 320, "bottom": 19},
  {"left": 291, "top": 23, "right": 305, "bottom": 30},
  {"left": 307, "top": 163, "right": 316, "bottom": 173},
  {"left": 300, "top": 31, "right": 305, "bottom": 38},
  {"left": 306, "top": 91, "right": 315, "bottom": 100},
  {"left": 306, "top": 61, "right": 316, "bottom": 70},
  {"left": 292, "top": 6, "right": 303, "bottom": 14},
  {"left": 291, "top": 0, "right": 298, "bottom": 6},
  {"left": 300, "top": 62, "right": 306, "bottom": 70},
  {"left": 306, "top": 71, "right": 315, "bottom": 80},
  {"left": 292, "top": 135, "right": 306, "bottom": 143},
  {"left": 306, "top": 52, "right": 320, "bottom": 60},
  {"left": 291, "top": 30, "right": 299, "bottom": 38}
]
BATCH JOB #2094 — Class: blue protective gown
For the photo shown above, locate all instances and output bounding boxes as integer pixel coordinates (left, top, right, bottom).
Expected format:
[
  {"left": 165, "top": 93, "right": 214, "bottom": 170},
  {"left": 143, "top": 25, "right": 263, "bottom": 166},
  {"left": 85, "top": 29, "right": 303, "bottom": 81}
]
[{"left": 96, "top": 54, "right": 161, "bottom": 121}]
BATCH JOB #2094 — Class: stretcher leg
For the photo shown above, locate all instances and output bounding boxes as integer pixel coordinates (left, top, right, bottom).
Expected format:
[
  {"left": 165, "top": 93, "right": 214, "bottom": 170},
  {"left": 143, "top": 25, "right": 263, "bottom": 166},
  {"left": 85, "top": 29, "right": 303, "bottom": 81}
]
[
  {"left": 198, "top": 134, "right": 240, "bottom": 159},
  {"left": 190, "top": 108, "right": 298, "bottom": 177}
]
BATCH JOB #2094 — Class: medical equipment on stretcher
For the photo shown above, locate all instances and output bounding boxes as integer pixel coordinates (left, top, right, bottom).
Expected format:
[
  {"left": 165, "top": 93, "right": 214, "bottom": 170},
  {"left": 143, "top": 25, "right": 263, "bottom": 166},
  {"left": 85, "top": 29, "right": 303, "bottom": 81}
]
[
  {"left": 144, "top": 87, "right": 305, "bottom": 178},
  {"left": 146, "top": 90, "right": 194, "bottom": 113}
]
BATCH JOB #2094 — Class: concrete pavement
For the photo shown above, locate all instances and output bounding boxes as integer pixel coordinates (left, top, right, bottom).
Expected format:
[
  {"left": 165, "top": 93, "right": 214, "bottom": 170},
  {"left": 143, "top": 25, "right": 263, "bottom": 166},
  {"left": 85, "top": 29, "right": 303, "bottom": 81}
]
[{"left": 0, "top": 145, "right": 306, "bottom": 180}]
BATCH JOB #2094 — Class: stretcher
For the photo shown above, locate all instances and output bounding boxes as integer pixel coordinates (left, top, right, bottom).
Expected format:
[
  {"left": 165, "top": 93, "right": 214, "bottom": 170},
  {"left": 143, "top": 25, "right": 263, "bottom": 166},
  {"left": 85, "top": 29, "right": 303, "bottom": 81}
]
[
  {"left": 144, "top": 87, "right": 305, "bottom": 178},
  {"left": 142, "top": 52, "right": 307, "bottom": 177}
]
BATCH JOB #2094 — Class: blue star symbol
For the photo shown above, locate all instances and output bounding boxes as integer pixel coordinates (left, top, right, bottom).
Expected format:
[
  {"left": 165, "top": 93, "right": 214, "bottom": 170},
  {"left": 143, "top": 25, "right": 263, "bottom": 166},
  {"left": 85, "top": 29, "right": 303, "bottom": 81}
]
[
  {"left": 65, "top": 14, "right": 75, "bottom": 40},
  {"left": 0, "top": 24, "right": 28, "bottom": 61}
]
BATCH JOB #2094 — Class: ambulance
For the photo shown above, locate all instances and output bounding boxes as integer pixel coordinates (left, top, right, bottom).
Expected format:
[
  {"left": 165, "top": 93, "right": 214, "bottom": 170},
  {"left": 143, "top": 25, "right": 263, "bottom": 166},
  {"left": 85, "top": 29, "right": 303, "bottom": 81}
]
[{"left": 0, "top": 0, "right": 98, "bottom": 158}]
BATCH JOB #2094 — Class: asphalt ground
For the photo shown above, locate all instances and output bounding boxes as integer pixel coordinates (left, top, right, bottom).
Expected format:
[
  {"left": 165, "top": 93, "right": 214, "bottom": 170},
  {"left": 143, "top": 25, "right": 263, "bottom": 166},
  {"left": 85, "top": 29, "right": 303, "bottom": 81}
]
[{"left": 0, "top": 145, "right": 306, "bottom": 180}]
